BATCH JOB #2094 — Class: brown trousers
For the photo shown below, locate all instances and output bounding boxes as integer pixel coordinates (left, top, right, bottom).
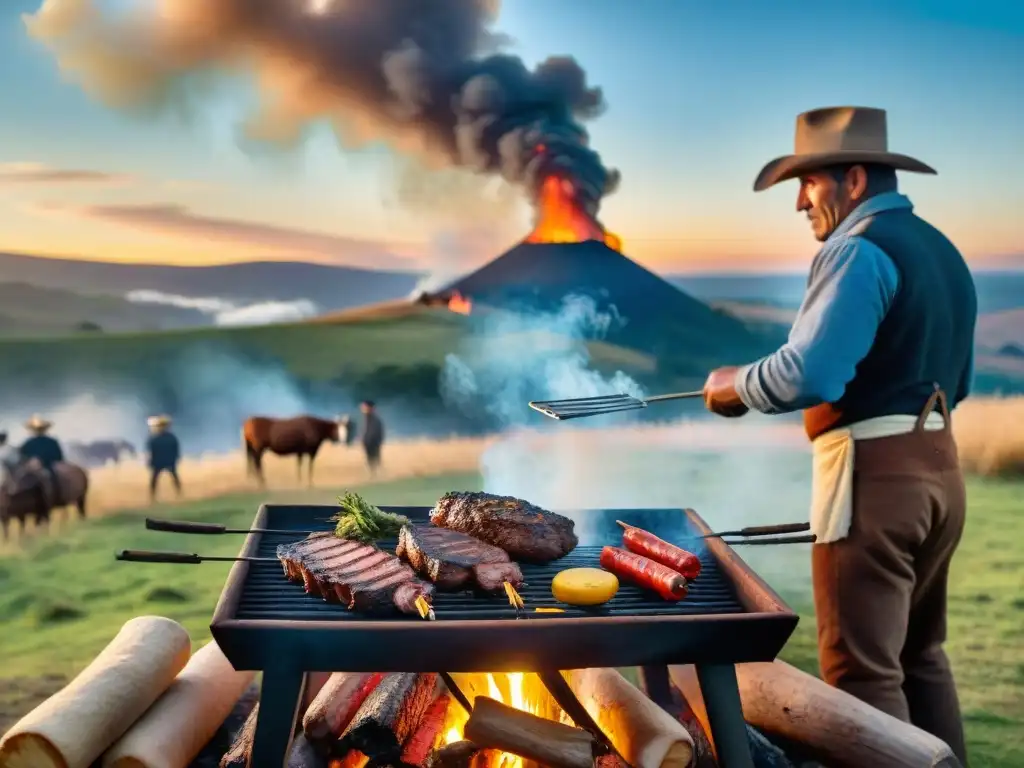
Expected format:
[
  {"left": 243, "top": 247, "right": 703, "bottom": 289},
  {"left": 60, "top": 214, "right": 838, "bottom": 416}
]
[{"left": 811, "top": 391, "right": 968, "bottom": 764}]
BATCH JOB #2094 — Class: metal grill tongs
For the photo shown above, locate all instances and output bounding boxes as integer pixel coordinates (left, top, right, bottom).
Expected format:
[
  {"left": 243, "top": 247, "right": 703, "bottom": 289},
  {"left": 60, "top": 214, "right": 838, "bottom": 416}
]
[{"left": 529, "top": 390, "right": 704, "bottom": 420}]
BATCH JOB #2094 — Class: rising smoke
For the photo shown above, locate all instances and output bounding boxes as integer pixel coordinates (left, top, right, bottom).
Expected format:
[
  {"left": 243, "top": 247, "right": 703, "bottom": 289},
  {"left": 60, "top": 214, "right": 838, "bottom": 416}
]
[
  {"left": 25, "top": 0, "right": 620, "bottom": 218},
  {"left": 0, "top": 345, "right": 334, "bottom": 457},
  {"left": 440, "top": 296, "right": 814, "bottom": 594}
]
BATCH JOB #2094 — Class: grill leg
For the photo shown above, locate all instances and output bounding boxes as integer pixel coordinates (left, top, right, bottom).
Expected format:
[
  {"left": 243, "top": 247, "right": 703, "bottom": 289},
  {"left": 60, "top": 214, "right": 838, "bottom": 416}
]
[
  {"left": 638, "top": 665, "right": 676, "bottom": 713},
  {"left": 251, "top": 667, "right": 307, "bottom": 768},
  {"left": 695, "top": 663, "right": 754, "bottom": 768}
]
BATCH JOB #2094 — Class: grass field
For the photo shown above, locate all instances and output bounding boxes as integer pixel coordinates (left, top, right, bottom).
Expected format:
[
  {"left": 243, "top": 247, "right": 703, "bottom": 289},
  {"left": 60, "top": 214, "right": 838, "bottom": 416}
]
[{"left": 0, "top": 468, "right": 1021, "bottom": 764}]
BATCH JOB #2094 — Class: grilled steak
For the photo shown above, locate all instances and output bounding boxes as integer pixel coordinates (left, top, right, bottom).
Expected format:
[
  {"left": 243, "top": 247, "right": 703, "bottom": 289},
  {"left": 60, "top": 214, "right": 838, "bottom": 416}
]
[
  {"left": 430, "top": 491, "right": 578, "bottom": 563},
  {"left": 396, "top": 524, "right": 523, "bottom": 591},
  {"left": 277, "top": 534, "right": 434, "bottom": 616}
]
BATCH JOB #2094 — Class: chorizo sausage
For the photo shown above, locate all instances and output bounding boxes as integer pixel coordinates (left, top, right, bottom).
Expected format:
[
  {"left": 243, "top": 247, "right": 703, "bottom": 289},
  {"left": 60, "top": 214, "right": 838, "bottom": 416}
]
[
  {"left": 617, "top": 521, "right": 702, "bottom": 580},
  {"left": 599, "top": 547, "right": 688, "bottom": 601}
]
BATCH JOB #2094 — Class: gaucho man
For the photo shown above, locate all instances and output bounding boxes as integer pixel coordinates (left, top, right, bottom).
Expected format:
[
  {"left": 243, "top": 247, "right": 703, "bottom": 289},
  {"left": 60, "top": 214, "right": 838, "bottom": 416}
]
[{"left": 702, "top": 106, "right": 976, "bottom": 764}]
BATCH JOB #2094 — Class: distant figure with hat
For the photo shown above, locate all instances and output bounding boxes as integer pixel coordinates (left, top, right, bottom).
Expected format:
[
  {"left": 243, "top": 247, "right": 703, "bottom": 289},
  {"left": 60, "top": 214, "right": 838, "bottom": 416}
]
[
  {"left": 701, "top": 107, "right": 974, "bottom": 763},
  {"left": 19, "top": 415, "right": 65, "bottom": 503},
  {"left": 359, "top": 401, "right": 384, "bottom": 476},
  {"left": 146, "top": 415, "right": 181, "bottom": 501}
]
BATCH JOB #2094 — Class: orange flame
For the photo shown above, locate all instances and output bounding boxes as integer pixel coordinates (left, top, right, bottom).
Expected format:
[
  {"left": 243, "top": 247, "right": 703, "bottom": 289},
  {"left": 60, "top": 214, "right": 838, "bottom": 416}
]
[
  {"left": 441, "top": 672, "right": 558, "bottom": 768},
  {"left": 447, "top": 291, "right": 472, "bottom": 315},
  {"left": 526, "top": 176, "right": 622, "bottom": 252}
]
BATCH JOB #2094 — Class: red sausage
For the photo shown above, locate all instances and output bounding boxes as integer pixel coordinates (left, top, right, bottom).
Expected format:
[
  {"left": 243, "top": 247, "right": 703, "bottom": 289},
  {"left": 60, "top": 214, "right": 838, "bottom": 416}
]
[
  {"left": 599, "top": 546, "right": 688, "bottom": 602},
  {"left": 617, "top": 521, "right": 702, "bottom": 581}
]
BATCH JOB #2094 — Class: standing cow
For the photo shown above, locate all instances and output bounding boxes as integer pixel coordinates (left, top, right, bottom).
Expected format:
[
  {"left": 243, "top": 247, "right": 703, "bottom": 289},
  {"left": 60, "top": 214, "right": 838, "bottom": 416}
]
[
  {"left": 242, "top": 415, "right": 341, "bottom": 487},
  {"left": 66, "top": 439, "right": 136, "bottom": 468}
]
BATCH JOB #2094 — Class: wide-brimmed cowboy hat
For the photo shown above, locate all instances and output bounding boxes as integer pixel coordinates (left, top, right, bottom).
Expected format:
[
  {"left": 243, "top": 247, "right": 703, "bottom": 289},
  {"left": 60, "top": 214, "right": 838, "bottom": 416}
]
[
  {"left": 147, "top": 415, "right": 172, "bottom": 429},
  {"left": 25, "top": 414, "right": 52, "bottom": 432},
  {"left": 753, "top": 106, "right": 937, "bottom": 192}
]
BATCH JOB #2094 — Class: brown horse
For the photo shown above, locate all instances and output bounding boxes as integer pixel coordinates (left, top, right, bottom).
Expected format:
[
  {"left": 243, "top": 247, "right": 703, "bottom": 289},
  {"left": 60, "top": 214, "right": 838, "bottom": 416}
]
[
  {"left": 0, "top": 459, "right": 89, "bottom": 541},
  {"left": 242, "top": 415, "right": 341, "bottom": 487}
]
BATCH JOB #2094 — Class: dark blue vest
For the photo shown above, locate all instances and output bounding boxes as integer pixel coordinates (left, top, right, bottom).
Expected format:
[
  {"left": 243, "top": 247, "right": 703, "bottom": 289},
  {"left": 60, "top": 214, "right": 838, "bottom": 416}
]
[{"left": 803, "top": 207, "right": 977, "bottom": 439}]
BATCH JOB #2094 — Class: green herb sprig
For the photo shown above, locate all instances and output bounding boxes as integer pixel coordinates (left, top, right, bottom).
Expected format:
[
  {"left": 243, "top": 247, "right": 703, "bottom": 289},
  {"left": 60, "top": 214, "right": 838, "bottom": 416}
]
[{"left": 330, "top": 491, "right": 409, "bottom": 543}]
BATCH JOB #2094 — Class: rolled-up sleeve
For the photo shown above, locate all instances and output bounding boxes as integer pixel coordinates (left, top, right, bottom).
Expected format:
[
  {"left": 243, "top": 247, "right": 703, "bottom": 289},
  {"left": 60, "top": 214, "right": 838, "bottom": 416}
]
[{"left": 735, "top": 237, "right": 899, "bottom": 415}]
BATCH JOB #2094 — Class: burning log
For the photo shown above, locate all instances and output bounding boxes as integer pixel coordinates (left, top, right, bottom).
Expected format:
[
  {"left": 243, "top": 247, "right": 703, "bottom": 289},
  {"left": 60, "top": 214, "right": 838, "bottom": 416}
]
[
  {"left": 335, "top": 673, "right": 438, "bottom": 763},
  {"left": 463, "top": 696, "right": 598, "bottom": 768},
  {"left": 288, "top": 733, "right": 329, "bottom": 768},
  {"left": 565, "top": 668, "right": 693, "bottom": 768},
  {"left": 219, "top": 703, "right": 258, "bottom": 768},
  {"left": 679, "top": 661, "right": 963, "bottom": 768},
  {"left": 401, "top": 692, "right": 453, "bottom": 767},
  {"left": 303, "top": 673, "right": 383, "bottom": 752},
  {"left": 425, "top": 740, "right": 481, "bottom": 768}
]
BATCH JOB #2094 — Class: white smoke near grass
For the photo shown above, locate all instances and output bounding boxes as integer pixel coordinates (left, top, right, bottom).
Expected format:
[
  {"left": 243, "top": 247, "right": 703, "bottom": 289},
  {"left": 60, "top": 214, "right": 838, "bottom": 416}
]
[
  {"left": 125, "top": 289, "right": 318, "bottom": 326},
  {"left": 2, "top": 391, "right": 149, "bottom": 449},
  {"left": 439, "top": 293, "right": 814, "bottom": 600},
  {"left": 0, "top": 346, "right": 326, "bottom": 458}
]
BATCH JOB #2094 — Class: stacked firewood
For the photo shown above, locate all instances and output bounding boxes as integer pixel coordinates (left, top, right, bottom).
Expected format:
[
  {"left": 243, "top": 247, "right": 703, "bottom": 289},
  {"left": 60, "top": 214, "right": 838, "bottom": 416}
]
[{"left": 211, "top": 669, "right": 696, "bottom": 768}]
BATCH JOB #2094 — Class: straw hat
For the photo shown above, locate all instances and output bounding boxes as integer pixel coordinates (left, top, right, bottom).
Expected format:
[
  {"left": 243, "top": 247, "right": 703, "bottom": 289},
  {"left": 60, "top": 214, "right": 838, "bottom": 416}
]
[
  {"left": 147, "top": 415, "right": 172, "bottom": 429},
  {"left": 25, "top": 414, "right": 52, "bottom": 433},
  {"left": 753, "top": 107, "right": 937, "bottom": 192}
]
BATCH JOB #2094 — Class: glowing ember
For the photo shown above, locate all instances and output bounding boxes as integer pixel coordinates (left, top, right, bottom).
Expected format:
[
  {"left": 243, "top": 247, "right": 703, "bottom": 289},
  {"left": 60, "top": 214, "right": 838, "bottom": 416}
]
[
  {"left": 441, "top": 672, "right": 552, "bottom": 768},
  {"left": 526, "top": 176, "right": 622, "bottom": 252},
  {"left": 447, "top": 291, "right": 472, "bottom": 315}
]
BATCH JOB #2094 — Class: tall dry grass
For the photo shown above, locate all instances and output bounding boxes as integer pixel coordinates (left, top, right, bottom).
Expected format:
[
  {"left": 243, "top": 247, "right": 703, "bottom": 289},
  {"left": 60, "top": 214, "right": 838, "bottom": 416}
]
[
  {"left": 952, "top": 395, "right": 1024, "bottom": 477},
  {"left": 80, "top": 435, "right": 495, "bottom": 519}
]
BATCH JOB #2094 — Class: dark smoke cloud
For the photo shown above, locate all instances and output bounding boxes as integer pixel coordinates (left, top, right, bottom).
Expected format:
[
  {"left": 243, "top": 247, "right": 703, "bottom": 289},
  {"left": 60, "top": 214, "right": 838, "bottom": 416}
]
[{"left": 26, "top": 0, "right": 620, "bottom": 216}]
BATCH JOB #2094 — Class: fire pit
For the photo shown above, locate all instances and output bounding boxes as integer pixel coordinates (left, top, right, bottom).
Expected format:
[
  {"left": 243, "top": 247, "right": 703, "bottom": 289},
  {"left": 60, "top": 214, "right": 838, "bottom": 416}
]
[{"left": 210, "top": 504, "right": 799, "bottom": 767}]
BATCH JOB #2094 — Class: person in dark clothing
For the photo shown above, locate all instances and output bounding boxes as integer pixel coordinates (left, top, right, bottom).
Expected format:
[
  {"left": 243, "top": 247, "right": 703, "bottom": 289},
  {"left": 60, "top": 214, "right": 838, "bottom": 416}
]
[
  {"left": 18, "top": 415, "right": 64, "bottom": 505},
  {"left": 359, "top": 401, "right": 384, "bottom": 475},
  {"left": 702, "top": 107, "right": 973, "bottom": 763},
  {"left": 146, "top": 415, "right": 181, "bottom": 501}
]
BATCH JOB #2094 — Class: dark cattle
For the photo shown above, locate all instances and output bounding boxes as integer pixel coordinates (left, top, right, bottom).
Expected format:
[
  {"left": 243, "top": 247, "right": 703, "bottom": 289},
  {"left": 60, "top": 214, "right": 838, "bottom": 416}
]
[
  {"left": 242, "top": 416, "right": 341, "bottom": 487},
  {"left": 66, "top": 439, "right": 136, "bottom": 468},
  {"left": 0, "top": 459, "right": 89, "bottom": 542}
]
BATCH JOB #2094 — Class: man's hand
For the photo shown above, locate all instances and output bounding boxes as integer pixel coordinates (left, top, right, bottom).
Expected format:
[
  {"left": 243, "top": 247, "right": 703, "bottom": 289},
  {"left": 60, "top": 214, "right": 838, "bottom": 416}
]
[{"left": 703, "top": 366, "right": 750, "bottom": 418}]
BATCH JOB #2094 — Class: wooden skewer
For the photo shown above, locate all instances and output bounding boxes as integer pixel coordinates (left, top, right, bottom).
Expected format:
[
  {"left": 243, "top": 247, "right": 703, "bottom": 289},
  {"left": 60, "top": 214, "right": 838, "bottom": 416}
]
[{"left": 504, "top": 581, "right": 526, "bottom": 612}]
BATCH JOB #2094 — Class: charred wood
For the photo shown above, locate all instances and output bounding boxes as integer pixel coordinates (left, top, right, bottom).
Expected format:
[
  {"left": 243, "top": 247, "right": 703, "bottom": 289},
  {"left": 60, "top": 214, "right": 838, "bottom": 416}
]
[
  {"left": 400, "top": 693, "right": 453, "bottom": 767},
  {"left": 424, "top": 740, "right": 481, "bottom": 768},
  {"left": 289, "top": 732, "right": 329, "bottom": 768},
  {"left": 304, "top": 673, "right": 383, "bottom": 752},
  {"left": 218, "top": 702, "right": 259, "bottom": 768},
  {"left": 335, "top": 673, "right": 438, "bottom": 763},
  {"left": 463, "top": 696, "right": 597, "bottom": 768}
]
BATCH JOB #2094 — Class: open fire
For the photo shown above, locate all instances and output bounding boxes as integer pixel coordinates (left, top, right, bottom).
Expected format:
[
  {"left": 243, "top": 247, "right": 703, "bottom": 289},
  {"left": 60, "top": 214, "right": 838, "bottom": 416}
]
[
  {"left": 526, "top": 176, "right": 622, "bottom": 253},
  {"left": 447, "top": 291, "right": 473, "bottom": 315},
  {"left": 440, "top": 672, "right": 564, "bottom": 768}
]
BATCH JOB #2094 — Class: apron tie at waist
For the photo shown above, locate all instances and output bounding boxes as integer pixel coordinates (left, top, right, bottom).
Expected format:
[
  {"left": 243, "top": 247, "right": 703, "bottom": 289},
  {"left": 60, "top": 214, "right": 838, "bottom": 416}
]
[{"left": 809, "top": 411, "right": 947, "bottom": 544}]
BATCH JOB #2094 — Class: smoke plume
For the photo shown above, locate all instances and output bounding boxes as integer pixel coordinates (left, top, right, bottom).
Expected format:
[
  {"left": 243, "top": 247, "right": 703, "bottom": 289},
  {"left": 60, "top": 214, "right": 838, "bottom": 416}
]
[{"left": 26, "top": 0, "right": 620, "bottom": 217}]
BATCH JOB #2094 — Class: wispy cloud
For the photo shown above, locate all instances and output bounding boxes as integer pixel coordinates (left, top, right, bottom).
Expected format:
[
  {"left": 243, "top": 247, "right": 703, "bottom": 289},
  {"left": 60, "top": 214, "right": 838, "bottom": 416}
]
[
  {"left": 126, "top": 289, "right": 319, "bottom": 326},
  {"left": 0, "top": 162, "right": 132, "bottom": 186},
  {"left": 30, "top": 200, "right": 417, "bottom": 267}
]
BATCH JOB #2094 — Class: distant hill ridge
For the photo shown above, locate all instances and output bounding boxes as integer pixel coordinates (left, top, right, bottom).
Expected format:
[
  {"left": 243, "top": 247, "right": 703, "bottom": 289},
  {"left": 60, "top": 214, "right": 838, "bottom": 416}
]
[{"left": 0, "top": 252, "right": 422, "bottom": 310}]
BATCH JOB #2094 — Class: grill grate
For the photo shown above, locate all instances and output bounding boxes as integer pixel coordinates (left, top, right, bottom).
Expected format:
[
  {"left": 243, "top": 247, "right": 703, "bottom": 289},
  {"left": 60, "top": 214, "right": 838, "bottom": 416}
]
[
  {"left": 236, "top": 533, "right": 745, "bottom": 621},
  {"left": 209, "top": 503, "right": 800, "bottom": 768}
]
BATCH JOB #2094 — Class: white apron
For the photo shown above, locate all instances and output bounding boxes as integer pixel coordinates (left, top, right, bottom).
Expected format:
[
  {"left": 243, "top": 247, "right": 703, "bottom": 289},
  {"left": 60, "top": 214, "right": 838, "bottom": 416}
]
[{"left": 809, "top": 412, "right": 946, "bottom": 543}]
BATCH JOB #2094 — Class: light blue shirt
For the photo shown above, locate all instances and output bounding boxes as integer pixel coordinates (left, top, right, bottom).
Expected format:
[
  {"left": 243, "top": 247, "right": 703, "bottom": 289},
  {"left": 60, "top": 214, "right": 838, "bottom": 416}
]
[{"left": 735, "top": 192, "right": 974, "bottom": 414}]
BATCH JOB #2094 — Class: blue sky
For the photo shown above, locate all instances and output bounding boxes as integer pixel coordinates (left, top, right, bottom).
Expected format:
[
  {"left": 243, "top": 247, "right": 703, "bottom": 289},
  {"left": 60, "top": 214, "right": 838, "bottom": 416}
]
[{"left": 0, "top": 0, "right": 1020, "bottom": 273}]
